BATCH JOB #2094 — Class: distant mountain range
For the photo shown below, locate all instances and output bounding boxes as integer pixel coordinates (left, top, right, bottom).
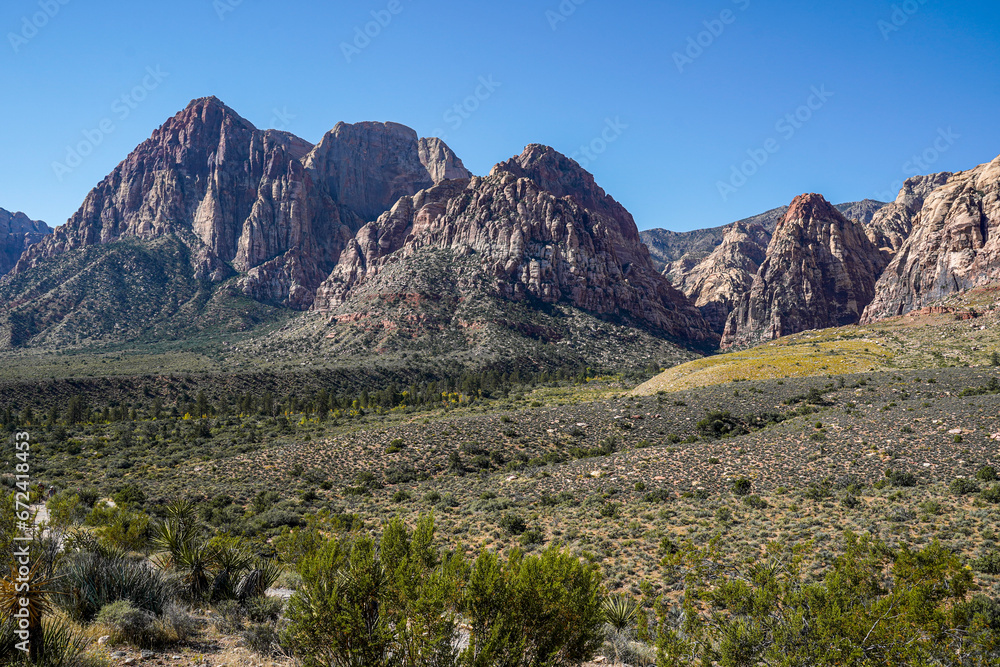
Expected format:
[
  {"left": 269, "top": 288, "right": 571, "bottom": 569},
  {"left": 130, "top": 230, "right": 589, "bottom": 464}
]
[
  {"left": 0, "top": 208, "right": 50, "bottom": 277},
  {"left": 2, "top": 96, "right": 998, "bottom": 365}
]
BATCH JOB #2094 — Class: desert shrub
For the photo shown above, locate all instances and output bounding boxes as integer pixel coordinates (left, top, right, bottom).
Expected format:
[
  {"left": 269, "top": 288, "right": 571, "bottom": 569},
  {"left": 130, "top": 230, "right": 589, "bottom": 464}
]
[
  {"left": 387, "top": 438, "right": 405, "bottom": 453},
  {"left": 385, "top": 464, "right": 417, "bottom": 485},
  {"left": 950, "top": 478, "right": 981, "bottom": 495},
  {"left": 742, "top": 494, "right": 768, "bottom": 510},
  {"left": 885, "top": 469, "right": 917, "bottom": 488},
  {"left": 643, "top": 489, "right": 672, "bottom": 503},
  {"left": 656, "top": 532, "right": 979, "bottom": 666},
  {"left": 499, "top": 514, "right": 527, "bottom": 536},
  {"left": 977, "top": 465, "right": 999, "bottom": 482},
  {"left": 600, "top": 502, "right": 620, "bottom": 518},
  {"left": 972, "top": 551, "right": 1000, "bottom": 575},
  {"left": 519, "top": 528, "right": 544, "bottom": 546},
  {"left": 730, "top": 478, "right": 752, "bottom": 497},
  {"left": 243, "top": 622, "right": 284, "bottom": 657},
  {"left": 55, "top": 553, "right": 176, "bottom": 622},
  {"left": 697, "top": 412, "right": 746, "bottom": 439},
  {"left": 97, "top": 600, "right": 159, "bottom": 648},
  {"left": 981, "top": 485, "right": 1000, "bottom": 504}
]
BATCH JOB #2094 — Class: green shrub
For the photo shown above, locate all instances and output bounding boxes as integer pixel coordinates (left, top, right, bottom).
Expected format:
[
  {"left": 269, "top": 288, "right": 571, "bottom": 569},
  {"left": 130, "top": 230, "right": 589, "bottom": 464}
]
[
  {"left": 499, "top": 513, "right": 527, "bottom": 535},
  {"left": 885, "top": 469, "right": 917, "bottom": 488},
  {"left": 742, "top": 495, "right": 768, "bottom": 510},
  {"left": 697, "top": 412, "right": 746, "bottom": 439},
  {"left": 97, "top": 600, "right": 158, "bottom": 648},
  {"left": 731, "top": 478, "right": 752, "bottom": 497},
  {"left": 976, "top": 465, "right": 998, "bottom": 482},
  {"left": 55, "top": 553, "right": 176, "bottom": 622},
  {"left": 972, "top": 551, "right": 1000, "bottom": 575},
  {"left": 981, "top": 485, "right": 1000, "bottom": 504},
  {"left": 386, "top": 438, "right": 405, "bottom": 453},
  {"left": 950, "top": 478, "right": 981, "bottom": 495}
]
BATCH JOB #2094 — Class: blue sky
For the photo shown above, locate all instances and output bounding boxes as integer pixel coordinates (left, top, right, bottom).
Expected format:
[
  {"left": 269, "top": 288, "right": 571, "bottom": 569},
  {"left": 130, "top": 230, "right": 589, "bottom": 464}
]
[{"left": 1, "top": 0, "right": 998, "bottom": 232}]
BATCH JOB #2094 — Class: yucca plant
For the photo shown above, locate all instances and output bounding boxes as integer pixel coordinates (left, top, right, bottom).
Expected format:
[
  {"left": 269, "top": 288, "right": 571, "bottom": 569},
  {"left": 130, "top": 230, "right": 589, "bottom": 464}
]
[
  {"left": 211, "top": 543, "right": 254, "bottom": 602},
  {"left": 235, "top": 559, "right": 283, "bottom": 602},
  {"left": 0, "top": 561, "right": 55, "bottom": 662},
  {"left": 0, "top": 616, "right": 90, "bottom": 667},
  {"left": 603, "top": 594, "right": 640, "bottom": 666},
  {"left": 603, "top": 594, "right": 639, "bottom": 632},
  {"left": 54, "top": 553, "right": 174, "bottom": 622}
]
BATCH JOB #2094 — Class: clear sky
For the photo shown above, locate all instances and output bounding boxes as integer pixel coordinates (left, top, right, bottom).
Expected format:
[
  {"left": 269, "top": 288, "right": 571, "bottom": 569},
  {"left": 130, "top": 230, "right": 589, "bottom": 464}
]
[{"left": 2, "top": 0, "right": 998, "bottom": 232}]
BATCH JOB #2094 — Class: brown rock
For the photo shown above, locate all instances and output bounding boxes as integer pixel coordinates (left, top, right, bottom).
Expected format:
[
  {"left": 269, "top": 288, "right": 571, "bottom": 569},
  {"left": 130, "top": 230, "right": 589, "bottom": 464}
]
[
  {"left": 672, "top": 221, "right": 771, "bottom": 334},
  {"left": 314, "top": 145, "right": 717, "bottom": 346},
  {"left": 865, "top": 172, "right": 952, "bottom": 254},
  {"left": 0, "top": 208, "right": 50, "bottom": 276},
  {"left": 722, "top": 193, "right": 887, "bottom": 348},
  {"left": 862, "top": 156, "right": 1000, "bottom": 322}
]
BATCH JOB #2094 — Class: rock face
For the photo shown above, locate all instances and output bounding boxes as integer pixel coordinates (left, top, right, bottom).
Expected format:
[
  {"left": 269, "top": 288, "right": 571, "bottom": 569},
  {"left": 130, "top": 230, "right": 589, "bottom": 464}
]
[
  {"left": 0, "top": 209, "right": 50, "bottom": 276},
  {"left": 671, "top": 222, "right": 771, "bottom": 334},
  {"left": 314, "top": 145, "right": 717, "bottom": 347},
  {"left": 863, "top": 156, "right": 1000, "bottom": 322},
  {"left": 13, "top": 97, "right": 469, "bottom": 309},
  {"left": 722, "top": 194, "right": 888, "bottom": 349},
  {"left": 865, "top": 172, "right": 952, "bottom": 254}
]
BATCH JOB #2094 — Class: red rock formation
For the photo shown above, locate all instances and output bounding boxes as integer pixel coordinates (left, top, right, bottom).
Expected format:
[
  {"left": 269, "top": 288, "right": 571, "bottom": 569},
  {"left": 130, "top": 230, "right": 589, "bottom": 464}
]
[
  {"left": 722, "top": 194, "right": 888, "bottom": 348},
  {"left": 0, "top": 208, "right": 50, "bottom": 276},
  {"left": 314, "top": 146, "right": 717, "bottom": 346},
  {"left": 863, "top": 156, "right": 1000, "bottom": 322},
  {"left": 13, "top": 97, "right": 468, "bottom": 309}
]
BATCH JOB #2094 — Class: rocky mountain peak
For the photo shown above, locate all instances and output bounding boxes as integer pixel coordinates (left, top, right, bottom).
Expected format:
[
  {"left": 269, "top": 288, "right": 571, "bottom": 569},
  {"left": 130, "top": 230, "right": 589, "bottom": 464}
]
[
  {"left": 782, "top": 193, "right": 843, "bottom": 226},
  {"left": 722, "top": 192, "right": 887, "bottom": 348},
  {"left": 0, "top": 208, "right": 50, "bottom": 276},
  {"left": 862, "top": 155, "right": 1000, "bottom": 321},
  {"left": 494, "top": 144, "right": 618, "bottom": 218}
]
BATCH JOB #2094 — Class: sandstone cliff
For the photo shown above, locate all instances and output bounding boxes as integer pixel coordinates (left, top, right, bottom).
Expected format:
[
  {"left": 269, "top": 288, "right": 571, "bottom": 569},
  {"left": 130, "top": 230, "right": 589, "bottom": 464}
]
[
  {"left": 0, "top": 208, "right": 50, "bottom": 276},
  {"left": 314, "top": 145, "right": 717, "bottom": 346},
  {"left": 865, "top": 172, "right": 952, "bottom": 254},
  {"left": 672, "top": 222, "right": 771, "bottom": 334},
  {"left": 13, "top": 97, "right": 468, "bottom": 309},
  {"left": 722, "top": 194, "right": 887, "bottom": 348},
  {"left": 862, "top": 156, "right": 1000, "bottom": 321}
]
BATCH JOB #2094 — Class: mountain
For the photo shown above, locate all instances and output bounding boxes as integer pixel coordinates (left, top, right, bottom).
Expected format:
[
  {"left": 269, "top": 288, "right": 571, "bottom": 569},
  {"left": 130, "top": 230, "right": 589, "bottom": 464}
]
[
  {"left": 640, "top": 199, "right": 886, "bottom": 277},
  {"left": 13, "top": 97, "right": 469, "bottom": 310},
  {"left": 863, "top": 155, "right": 1000, "bottom": 321},
  {"left": 864, "top": 172, "right": 953, "bottom": 254},
  {"left": 669, "top": 221, "right": 771, "bottom": 334},
  {"left": 1, "top": 99, "right": 713, "bottom": 363},
  {"left": 0, "top": 208, "right": 50, "bottom": 276},
  {"left": 722, "top": 194, "right": 888, "bottom": 349},
  {"left": 313, "top": 145, "right": 717, "bottom": 348}
]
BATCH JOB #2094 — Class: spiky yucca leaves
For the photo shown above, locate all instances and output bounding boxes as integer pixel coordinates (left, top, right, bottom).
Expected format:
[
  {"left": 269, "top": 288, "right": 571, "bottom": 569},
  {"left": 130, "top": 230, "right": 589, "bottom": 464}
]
[
  {"left": 0, "top": 562, "right": 55, "bottom": 662},
  {"left": 235, "top": 559, "right": 282, "bottom": 602},
  {"left": 603, "top": 594, "right": 639, "bottom": 632},
  {"left": 54, "top": 553, "right": 174, "bottom": 622},
  {"left": 0, "top": 617, "right": 91, "bottom": 667},
  {"left": 210, "top": 542, "right": 254, "bottom": 602}
]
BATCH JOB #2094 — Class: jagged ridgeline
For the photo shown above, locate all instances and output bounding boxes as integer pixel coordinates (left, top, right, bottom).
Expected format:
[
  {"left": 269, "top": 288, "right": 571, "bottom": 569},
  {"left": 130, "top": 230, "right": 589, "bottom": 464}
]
[{"left": 0, "top": 97, "right": 715, "bottom": 371}]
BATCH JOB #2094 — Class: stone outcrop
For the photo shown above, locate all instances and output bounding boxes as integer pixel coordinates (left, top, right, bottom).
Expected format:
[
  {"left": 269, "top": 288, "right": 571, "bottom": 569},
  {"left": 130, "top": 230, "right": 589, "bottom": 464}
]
[
  {"left": 13, "top": 97, "right": 468, "bottom": 309},
  {"left": 671, "top": 222, "right": 771, "bottom": 334},
  {"left": 863, "top": 156, "right": 1000, "bottom": 321},
  {"left": 865, "top": 172, "right": 952, "bottom": 254},
  {"left": 722, "top": 194, "right": 888, "bottom": 348},
  {"left": 0, "top": 209, "right": 50, "bottom": 276},
  {"left": 314, "top": 145, "right": 717, "bottom": 346}
]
